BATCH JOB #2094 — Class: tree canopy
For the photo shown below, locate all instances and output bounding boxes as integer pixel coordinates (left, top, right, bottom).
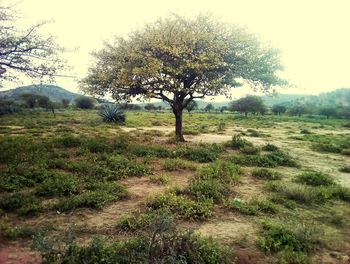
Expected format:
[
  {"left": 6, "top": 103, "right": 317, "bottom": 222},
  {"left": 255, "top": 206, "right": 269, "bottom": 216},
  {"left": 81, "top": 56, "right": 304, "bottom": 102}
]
[
  {"left": 81, "top": 14, "right": 285, "bottom": 140},
  {"left": 0, "top": 4, "right": 64, "bottom": 87},
  {"left": 230, "top": 95, "right": 267, "bottom": 116}
]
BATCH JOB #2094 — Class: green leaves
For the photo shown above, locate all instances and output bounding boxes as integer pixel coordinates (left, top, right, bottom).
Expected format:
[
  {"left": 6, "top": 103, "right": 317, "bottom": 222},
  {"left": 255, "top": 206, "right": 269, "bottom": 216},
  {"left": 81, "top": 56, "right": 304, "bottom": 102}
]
[{"left": 82, "top": 14, "right": 285, "bottom": 105}]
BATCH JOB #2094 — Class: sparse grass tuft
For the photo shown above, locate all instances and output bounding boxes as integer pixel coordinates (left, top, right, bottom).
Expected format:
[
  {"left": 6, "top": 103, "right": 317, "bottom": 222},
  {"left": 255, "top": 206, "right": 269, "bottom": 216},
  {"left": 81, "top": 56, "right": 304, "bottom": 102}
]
[{"left": 226, "top": 197, "right": 278, "bottom": 215}]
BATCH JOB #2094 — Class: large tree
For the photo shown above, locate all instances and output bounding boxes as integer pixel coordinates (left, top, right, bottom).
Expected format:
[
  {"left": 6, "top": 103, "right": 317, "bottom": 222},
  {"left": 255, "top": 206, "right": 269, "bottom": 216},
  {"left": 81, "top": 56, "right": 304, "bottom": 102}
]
[
  {"left": 0, "top": 4, "right": 64, "bottom": 86},
  {"left": 81, "top": 15, "right": 285, "bottom": 141}
]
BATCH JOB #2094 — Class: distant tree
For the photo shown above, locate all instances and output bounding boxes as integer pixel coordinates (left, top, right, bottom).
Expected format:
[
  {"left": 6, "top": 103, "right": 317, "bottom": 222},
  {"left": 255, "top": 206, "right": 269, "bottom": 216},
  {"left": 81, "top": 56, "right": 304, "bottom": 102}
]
[
  {"left": 144, "top": 103, "right": 157, "bottom": 111},
  {"left": 75, "top": 96, "right": 95, "bottom": 109},
  {"left": 319, "top": 107, "right": 337, "bottom": 119},
  {"left": 338, "top": 106, "right": 350, "bottom": 119},
  {"left": 288, "top": 105, "right": 310, "bottom": 117},
  {"left": 81, "top": 14, "right": 285, "bottom": 141},
  {"left": 37, "top": 95, "right": 51, "bottom": 109},
  {"left": 204, "top": 103, "right": 214, "bottom": 112},
  {"left": 118, "top": 103, "right": 142, "bottom": 110},
  {"left": 0, "top": 3, "right": 64, "bottom": 87},
  {"left": 230, "top": 95, "right": 266, "bottom": 117},
  {"left": 20, "top": 93, "right": 38, "bottom": 108},
  {"left": 272, "top": 104, "right": 287, "bottom": 115},
  {"left": 220, "top": 106, "right": 228, "bottom": 113},
  {"left": 185, "top": 100, "right": 198, "bottom": 113},
  {"left": 61, "top": 99, "right": 70, "bottom": 108}
]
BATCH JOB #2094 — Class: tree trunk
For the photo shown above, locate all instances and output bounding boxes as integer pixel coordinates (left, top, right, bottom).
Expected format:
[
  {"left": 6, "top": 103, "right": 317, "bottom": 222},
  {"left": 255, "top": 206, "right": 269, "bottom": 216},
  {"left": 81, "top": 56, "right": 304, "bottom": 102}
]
[{"left": 174, "top": 109, "right": 185, "bottom": 141}]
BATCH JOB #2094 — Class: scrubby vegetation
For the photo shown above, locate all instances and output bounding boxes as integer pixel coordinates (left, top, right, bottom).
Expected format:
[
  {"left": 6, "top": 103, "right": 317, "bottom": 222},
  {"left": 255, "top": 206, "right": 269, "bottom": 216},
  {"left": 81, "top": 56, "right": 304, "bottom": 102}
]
[{"left": 1, "top": 109, "right": 350, "bottom": 264}]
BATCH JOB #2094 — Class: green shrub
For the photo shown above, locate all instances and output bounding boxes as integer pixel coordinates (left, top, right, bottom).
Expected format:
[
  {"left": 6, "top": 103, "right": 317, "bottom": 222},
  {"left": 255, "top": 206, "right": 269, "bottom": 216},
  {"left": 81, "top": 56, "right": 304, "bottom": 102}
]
[
  {"left": 311, "top": 143, "right": 342, "bottom": 153},
  {"left": 56, "top": 183, "right": 127, "bottom": 211},
  {"left": 176, "top": 145, "right": 222, "bottom": 162},
  {"left": 33, "top": 225, "right": 233, "bottom": 264},
  {"left": 295, "top": 171, "right": 335, "bottom": 186},
  {"left": 147, "top": 193, "right": 213, "bottom": 220},
  {"left": 240, "top": 145, "right": 260, "bottom": 155},
  {"left": 339, "top": 166, "right": 350, "bottom": 173},
  {"left": 35, "top": 173, "right": 79, "bottom": 197},
  {"left": 52, "top": 134, "right": 81, "bottom": 148},
  {"left": 149, "top": 174, "right": 170, "bottom": 185},
  {"left": 188, "top": 161, "right": 242, "bottom": 202},
  {"left": 0, "top": 220, "right": 35, "bottom": 240},
  {"left": 162, "top": 158, "right": 196, "bottom": 171},
  {"left": 341, "top": 149, "right": 350, "bottom": 156},
  {"left": 116, "top": 210, "right": 162, "bottom": 232},
  {"left": 264, "top": 150, "right": 298, "bottom": 167},
  {"left": 0, "top": 192, "right": 41, "bottom": 215},
  {"left": 262, "top": 143, "right": 279, "bottom": 152},
  {"left": 226, "top": 134, "right": 253, "bottom": 149},
  {"left": 300, "top": 129, "right": 312, "bottom": 134},
  {"left": 226, "top": 197, "right": 278, "bottom": 215},
  {"left": 257, "top": 220, "right": 320, "bottom": 262},
  {"left": 229, "top": 155, "right": 277, "bottom": 167},
  {"left": 331, "top": 185, "right": 350, "bottom": 202},
  {"left": 266, "top": 182, "right": 333, "bottom": 204},
  {"left": 252, "top": 168, "right": 282, "bottom": 180},
  {"left": 81, "top": 138, "right": 112, "bottom": 153},
  {"left": 98, "top": 104, "right": 125, "bottom": 123},
  {"left": 131, "top": 144, "right": 172, "bottom": 158}
]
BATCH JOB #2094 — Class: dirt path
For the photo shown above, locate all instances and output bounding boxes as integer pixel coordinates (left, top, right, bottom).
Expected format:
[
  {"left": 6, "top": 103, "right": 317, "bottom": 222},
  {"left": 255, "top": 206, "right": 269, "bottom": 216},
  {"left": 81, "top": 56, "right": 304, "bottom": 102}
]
[{"left": 0, "top": 244, "right": 41, "bottom": 264}]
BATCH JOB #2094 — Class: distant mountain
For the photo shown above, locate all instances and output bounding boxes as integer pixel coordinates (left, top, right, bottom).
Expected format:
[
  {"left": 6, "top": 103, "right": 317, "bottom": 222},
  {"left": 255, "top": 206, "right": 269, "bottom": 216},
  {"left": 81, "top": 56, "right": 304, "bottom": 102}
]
[
  {"left": 0, "top": 85, "right": 81, "bottom": 102},
  {"left": 260, "top": 94, "right": 308, "bottom": 107},
  {"left": 283, "top": 88, "right": 350, "bottom": 107}
]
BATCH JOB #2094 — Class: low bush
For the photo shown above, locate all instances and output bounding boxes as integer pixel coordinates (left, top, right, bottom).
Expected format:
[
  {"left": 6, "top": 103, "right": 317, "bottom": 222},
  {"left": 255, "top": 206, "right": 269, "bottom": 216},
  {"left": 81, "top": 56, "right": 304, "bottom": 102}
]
[
  {"left": 341, "top": 149, "right": 350, "bottom": 156},
  {"left": 34, "top": 220, "right": 233, "bottom": 264},
  {"left": 149, "top": 174, "right": 170, "bottom": 185},
  {"left": 300, "top": 129, "right": 312, "bottom": 134},
  {"left": 131, "top": 144, "right": 172, "bottom": 158},
  {"left": 226, "top": 197, "right": 278, "bottom": 215},
  {"left": 311, "top": 143, "right": 342, "bottom": 153},
  {"left": 147, "top": 193, "right": 213, "bottom": 220},
  {"left": 188, "top": 161, "right": 242, "bottom": 202},
  {"left": 257, "top": 220, "right": 321, "bottom": 263},
  {"left": 262, "top": 143, "right": 279, "bottom": 152},
  {"left": 266, "top": 182, "right": 333, "bottom": 205},
  {"left": 0, "top": 192, "right": 41, "bottom": 215},
  {"left": 339, "top": 166, "right": 350, "bottom": 173},
  {"left": 226, "top": 134, "right": 253, "bottom": 149},
  {"left": 240, "top": 145, "right": 260, "bottom": 155},
  {"left": 176, "top": 145, "right": 221, "bottom": 163},
  {"left": 295, "top": 171, "right": 335, "bottom": 186},
  {"left": 162, "top": 158, "right": 196, "bottom": 171},
  {"left": 229, "top": 155, "right": 277, "bottom": 168},
  {"left": 55, "top": 183, "right": 127, "bottom": 211},
  {"left": 252, "top": 168, "right": 282, "bottom": 180},
  {"left": 52, "top": 133, "right": 81, "bottom": 148},
  {"left": 0, "top": 220, "right": 35, "bottom": 240},
  {"left": 81, "top": 138, "right": 112, "bottom": 153},
  {"left": 35, "top": 173, "right": 79, "bottom": 197}
]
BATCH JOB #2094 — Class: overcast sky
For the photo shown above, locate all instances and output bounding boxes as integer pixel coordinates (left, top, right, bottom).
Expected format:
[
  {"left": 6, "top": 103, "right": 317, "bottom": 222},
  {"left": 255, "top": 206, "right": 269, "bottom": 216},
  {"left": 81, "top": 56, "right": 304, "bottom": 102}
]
[{"left": 6, "top": 0, "right": 350, "bottom": 99}]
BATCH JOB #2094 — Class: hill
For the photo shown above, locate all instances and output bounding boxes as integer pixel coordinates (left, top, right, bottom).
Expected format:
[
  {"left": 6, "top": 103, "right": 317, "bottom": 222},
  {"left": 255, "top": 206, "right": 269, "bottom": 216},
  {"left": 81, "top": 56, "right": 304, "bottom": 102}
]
[
  {"left": 284, "top": 88, "right": 350, "bottom": 107},
  {"left": 0, "top": 85, "right": 81, "bottom": 102}
]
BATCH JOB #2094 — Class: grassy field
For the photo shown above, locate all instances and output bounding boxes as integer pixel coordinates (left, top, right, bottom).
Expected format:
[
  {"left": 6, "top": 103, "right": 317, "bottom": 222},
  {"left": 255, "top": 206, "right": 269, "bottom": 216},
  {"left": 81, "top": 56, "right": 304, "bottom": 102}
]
[{"left": 0, "top": 110, "right": 350, "bottom": 264}]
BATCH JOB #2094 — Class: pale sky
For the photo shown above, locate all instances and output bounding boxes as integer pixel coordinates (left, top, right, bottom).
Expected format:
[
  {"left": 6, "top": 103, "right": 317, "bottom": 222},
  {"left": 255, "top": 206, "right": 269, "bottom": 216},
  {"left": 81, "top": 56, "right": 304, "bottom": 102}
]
[{"left": 5, "top": 0, "right": 350, "bottom": 99}]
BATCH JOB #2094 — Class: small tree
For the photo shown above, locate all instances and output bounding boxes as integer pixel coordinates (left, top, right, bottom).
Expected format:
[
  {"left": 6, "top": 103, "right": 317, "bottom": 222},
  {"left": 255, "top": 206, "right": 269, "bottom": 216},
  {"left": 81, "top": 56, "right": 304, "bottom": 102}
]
[
  {"left": 319, "top": 107, "right": 337, "bottom": 119},
  {"left": 81, "top": 15, "right": 285, "bottom": 141},
  {"left": 20, "top": 93, "right": 38, "bottom": 108},
  {"left": 220, "top": 106, "right": 228, "bottom": 113},
  {"left": 185, "top": 100, "right": 198, "bottom": 113},
  {"left": 75, "top": 96, "right": 95, "bottom": 109},
  {"left": 272, "top": 104, "right": 286, "bottom": 115},
  {"left": 288, "top": 105, "right": 310, "bottom": 117},
  {"left": 37, "top": 95, "right": 51, "bottom": 109},
  {"left": 144, "top": 103, "right": 157, "bottom": 111},
  {"left": 61, "top": 99, "right": 70, "bottom": 108},
  {"left": 230, "top": 95, "right": 266, "bottom": 117},
  {"left": 204, "top": 103, "right": 214, "bottom": 112}
]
